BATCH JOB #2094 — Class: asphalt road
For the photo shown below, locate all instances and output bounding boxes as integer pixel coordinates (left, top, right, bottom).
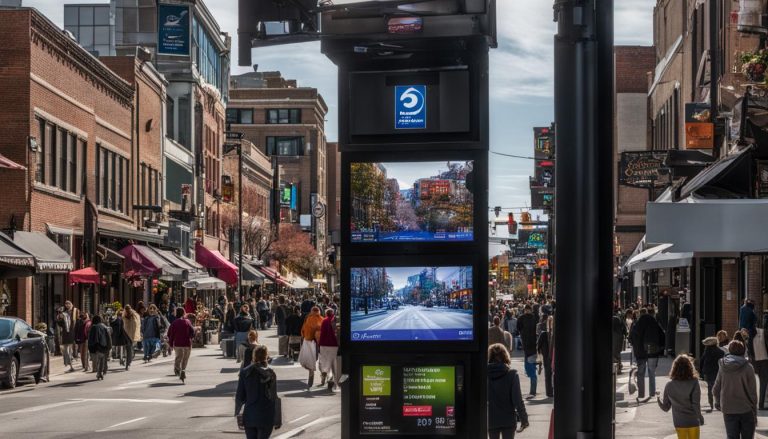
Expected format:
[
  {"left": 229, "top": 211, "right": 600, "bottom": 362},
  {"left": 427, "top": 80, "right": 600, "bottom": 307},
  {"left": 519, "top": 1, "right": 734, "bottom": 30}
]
[
  {"left": 352, "top": 305, "right": 472, "bottom": 331},
  {"left": 0, "top": 328, "right": 341, "bottom": 439}
]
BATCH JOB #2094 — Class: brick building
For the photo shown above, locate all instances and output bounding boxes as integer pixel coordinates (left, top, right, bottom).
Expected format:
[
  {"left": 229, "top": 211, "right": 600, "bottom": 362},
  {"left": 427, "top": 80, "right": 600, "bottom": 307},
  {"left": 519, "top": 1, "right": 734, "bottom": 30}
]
[{"left": 228, "top": 71, "right": 330, "bottom": 260}]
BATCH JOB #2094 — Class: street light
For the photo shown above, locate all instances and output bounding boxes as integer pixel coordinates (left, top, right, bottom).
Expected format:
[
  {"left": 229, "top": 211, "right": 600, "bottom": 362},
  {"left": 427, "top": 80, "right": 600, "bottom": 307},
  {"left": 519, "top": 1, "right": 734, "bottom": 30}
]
[{"left": 225, "top": 128, "right": 245, "bottom": 298}]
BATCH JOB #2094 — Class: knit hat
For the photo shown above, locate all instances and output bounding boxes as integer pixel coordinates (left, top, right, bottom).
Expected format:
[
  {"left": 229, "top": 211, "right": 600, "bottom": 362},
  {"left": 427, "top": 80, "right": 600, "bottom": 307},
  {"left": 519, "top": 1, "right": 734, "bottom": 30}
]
[{"left": 702, "top": 336, "right": 718, "bottom": 347}]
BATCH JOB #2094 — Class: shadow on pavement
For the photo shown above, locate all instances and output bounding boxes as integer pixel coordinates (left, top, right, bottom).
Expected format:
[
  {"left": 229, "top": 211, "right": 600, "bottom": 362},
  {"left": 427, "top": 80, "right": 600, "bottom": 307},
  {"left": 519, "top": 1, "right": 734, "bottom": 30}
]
[
  {"left": 150, "top": 382, "right": 185, "bottom": 388},
  {"left": 183, "top": 380, "right": 237, "bottom": 398},
  {"left": 220, "top": 368, "right": 240, "bottom": 374},
  {"left": 46, "top": 380, "right": 93, "bottom": 388}
]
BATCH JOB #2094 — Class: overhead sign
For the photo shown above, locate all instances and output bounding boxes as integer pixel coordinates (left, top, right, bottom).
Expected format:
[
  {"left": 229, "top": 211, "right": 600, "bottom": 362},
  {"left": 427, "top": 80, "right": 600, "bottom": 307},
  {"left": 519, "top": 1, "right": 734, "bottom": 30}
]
[
  {"left": 619, "top": 151, "right": 669, "bottom": 188},
  {"left": 158, "top": 3, "right": 190, "bottom": 56},
  {"left": 685, "top": 103, "right": 714, "bottom": 149},
  {"left": 395, "top": 85, "right": 427, "bottom": 129},
  {"left": 533, "top": 127, "right": 553, "bottom": 159},
  {"left": 518, "top": 230, "right": 547, "bottom": 249}
]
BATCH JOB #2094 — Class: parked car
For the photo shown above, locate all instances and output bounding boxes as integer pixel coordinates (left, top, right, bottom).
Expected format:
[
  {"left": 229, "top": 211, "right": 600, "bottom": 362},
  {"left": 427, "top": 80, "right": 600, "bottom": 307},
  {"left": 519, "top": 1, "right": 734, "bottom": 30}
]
[{"left": 0, "top": 317, "right": 49, "bottom": 389}]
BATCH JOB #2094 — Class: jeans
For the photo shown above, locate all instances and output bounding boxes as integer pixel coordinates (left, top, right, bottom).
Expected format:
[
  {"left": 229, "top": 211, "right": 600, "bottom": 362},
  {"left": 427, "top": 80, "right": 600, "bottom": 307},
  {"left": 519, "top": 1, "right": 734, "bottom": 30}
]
[
  {"left": 524, "top": 359, "right": 537, "bottom": 395},
  {"left": 125, "top": 343, "right": 134, "bottom": 367},
  {"left": 79, "top": 344, "right": 89, "bottom": 370},
  {"left": 245, "top": 426, "right": 274, "bottom": 439},
  {"left": 542, "top": 358, "right": 553, "bottom": 397},
  {"left": 724, "top": 412, "right": 756, "bottom": 439},
  {"left": 488, "top": 428, "right": 515, "bottom": 439},
  {"left": 706, "top": 379, "right": 716, "bottom": 409},
  {"left": 61, "top": 344, "right": 74, "bottom": 367},
  {"left": 174, "top": 347, "right": 191, "bottom": 373},
  {"left": 636, "top": 357, "right": 659, "bottom": 398},
  {"left": 142, "top": 337, "right": 160, "bottom": 360},
  {"left": 92, "top": 351, "right": 107, "bottom": 378}
]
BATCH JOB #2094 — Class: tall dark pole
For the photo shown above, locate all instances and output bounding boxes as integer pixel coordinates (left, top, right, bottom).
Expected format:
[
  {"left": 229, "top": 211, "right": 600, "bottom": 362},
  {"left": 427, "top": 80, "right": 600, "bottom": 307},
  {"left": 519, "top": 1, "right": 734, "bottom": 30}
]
[
  {"left": 710, "top": 0, "right": 720, "bottom": 159},
  {"left": 238, "top": 145, "right": 243, "bottom": 298},
  {"left": 553, "top": 0, "right": 614, "bottom": 437}
]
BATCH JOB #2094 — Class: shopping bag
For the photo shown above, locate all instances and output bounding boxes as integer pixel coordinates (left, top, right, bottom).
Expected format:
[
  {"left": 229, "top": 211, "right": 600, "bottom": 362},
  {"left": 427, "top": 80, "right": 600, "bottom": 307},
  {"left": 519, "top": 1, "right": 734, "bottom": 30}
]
[
  {"left": 299, "top": 339, "right": 317, "bottom": 371},
  {"left": 278, "top": 335, "right": 289, "bottom": 356},
  {"left": 274, "top": 396, "right": 283, "bottom": 429}
]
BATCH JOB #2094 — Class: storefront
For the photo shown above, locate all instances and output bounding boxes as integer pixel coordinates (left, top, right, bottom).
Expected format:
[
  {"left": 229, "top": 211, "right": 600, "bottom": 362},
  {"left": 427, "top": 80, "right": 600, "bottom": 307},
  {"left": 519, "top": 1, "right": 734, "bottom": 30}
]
[{"left": 0, "top": 232, "right": 35, "bottom": 319}]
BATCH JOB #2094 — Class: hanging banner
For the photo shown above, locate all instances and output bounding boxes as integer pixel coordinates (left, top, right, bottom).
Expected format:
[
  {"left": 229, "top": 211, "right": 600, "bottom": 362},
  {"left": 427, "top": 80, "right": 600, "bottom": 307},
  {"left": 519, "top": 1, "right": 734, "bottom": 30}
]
[
  {"left": 619, "top": 151, "right": 669, "bottom": 188},
  {"left": 685, "top": 103, "right": 714, "bottom": 149},
  {"left": 158, "top": 3, "right": 191, "bottom": 56}
]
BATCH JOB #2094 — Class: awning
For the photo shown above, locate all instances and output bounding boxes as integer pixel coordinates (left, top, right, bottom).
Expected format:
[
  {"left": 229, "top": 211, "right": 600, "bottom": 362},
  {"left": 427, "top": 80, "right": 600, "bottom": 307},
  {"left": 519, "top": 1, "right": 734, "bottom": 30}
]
[
  {"left": 647, "top": 198, "right": 768, "bottom": 252},
  {"left": 287, "top": 275, "right": 311, "bottom": 289},
  {"left": 153, "top": 248, "right": 204, "bottom": 280},
  {"left": 0, "top": 232, "right": 34, "bottom": 269},
  {"left": 97, "top": 244, "right": 124, "bottom": 264},
  {"left": 195, "top": 242, "right": 238, "bottom": 285},
  {"left": 13, "top": 232, "right": 73, "bottom": 273},
  {"left": 257, "top": 266, "right": 291, "bottom": 287},
  {"left": 46, "top": 223, "right": 82, "bottom": 236},
  {"left": 624, "top": 243, "right": 673, "bottom": 270},
  {"left": 69, "top": 267, "right": 99, "bottom": 284},
  {"left": 680, "top": 146, "right": 752, "bottom": 199},
  {"left": 242, "top": 264, "right": 266, "bottom": 285},
  {"left": 99, "top": 220, "right": 165, "bottom": 245},
  {"left": 632, "top": 252, "right": 694, "bottom": 271},
  {"left": 183, "top": 276, "right": 227, "bottom": 290},
  {"left": 119, "top": 244, "right": 184, "bottom": 279},
  {"left": 0, "top": 153, "right": 25, "bottom": 170}
]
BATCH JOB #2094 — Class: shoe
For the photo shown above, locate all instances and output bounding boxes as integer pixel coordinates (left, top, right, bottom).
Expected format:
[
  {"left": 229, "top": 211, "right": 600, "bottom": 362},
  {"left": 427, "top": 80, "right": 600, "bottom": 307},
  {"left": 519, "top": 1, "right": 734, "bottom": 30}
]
[
  {"left": 328, "top": 381, "right": 334, "bottom": 391},
  {"left": 525, "top": 394, "right": 535, "bottom": 400},
  {"left": 174, "top": 369, "right": 180, "bottom": 376},
  {"left": 179, "top": 370, "right": 186, "bottom": 383},
  {"left": 125, "top": 365, "right": 130, "bottom": 371},
  {"left": 320, "top": 372, "right": 327, "bottom": 386},
  {"left": 68, "top": 366, "right": 75, "bottom": 372}
]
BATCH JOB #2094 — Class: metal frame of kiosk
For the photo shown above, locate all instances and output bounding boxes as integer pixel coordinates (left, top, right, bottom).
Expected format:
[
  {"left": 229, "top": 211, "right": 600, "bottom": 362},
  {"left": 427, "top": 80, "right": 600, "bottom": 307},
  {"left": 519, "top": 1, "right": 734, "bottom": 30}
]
[{"left": 326, "top": 35, "right": 490, "bottom": 439}]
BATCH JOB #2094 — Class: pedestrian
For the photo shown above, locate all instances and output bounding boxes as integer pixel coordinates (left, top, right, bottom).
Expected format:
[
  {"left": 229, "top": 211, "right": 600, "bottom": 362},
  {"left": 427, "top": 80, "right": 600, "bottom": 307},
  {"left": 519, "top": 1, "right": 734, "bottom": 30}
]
[
  {"left": 234, "top": 304, "right": 257, "bottom": 363},
  {"left": 739, "top": 299, "right": 757, "bottom": 358},
  {"left": 110, "top": 310, "right": 130, "bottom": 367},
  {"left": 300, "top": 293, "right": 315, "bottom": 321},
  {"left": 257, "top": 297, "right": 269, "bottom": 330},
  {"left": 55, "top": 302, "right": 78, "bottom": 372},
  {"left": 241, "top": 330, "right": 263, "bottom": 369},
  {"left": 487, "top": 343, "right": 529, "bottom": 439},
  {"left": 516, "top": 304, "right": 538, "bottom": 399},
  {"left": 158, "top": 309, "right": 171, "bottom": 358},
  {"left": 537, "top": 315, "right": 554, "bottom": 398},
  {"left": 488, "top": 316, "right": 505, "bottom": 347},
  {"left": 269, "top": 296, "right": 279, "bottom": 329},
  {"left": 87, "top": 315, "right": 111, "bottom": 380},
  {"left": 700, "top": 336, "right": 725, "bottom": 412},
  {"left": 714, "top": 340, "right": 757, "bottom": 439},
  {"left": 299, "top": 306, "right": 323, "bottom": 388},
  {"left": 630, "top": 306, "right": 666, "bottom": 403},
  {"left": 167, "top": 308, "right": 194, "bottom": 383},
  {"left": 285, "top": 306, "right": 303, "bottom": 361},
  {"left": 184, "top": 294, "right": 197, "bottom": 315},
  {"left": 718, "top": 330, "right": 731, "bottom": 353},
  {"left": 141, "top": 304, "right": 162, "bottom": 362},
  {"left": 223, "top": 303, "right": 236, "bottom": 335},
  {"left": 275, "top": 296, "right": 289, "bottom": 358},
  {"left": 752, "top": 325, "right": 768, "bottom": 410},
  {"left": 75, "top": 312, "right": 92, "bottom": 372},
  {"left": 235, "top": 345, "right": 281, "bottom": 439},
  {"left": 657, "top": 354, "right": 704, "bottom": 439},
  {"left": 122, "top": 305, "right": 141, "bottom": 370},
  {"left": 612, "top": 310, "right": 628, "bottom": 373},
  {"left": 318, "top": 309, "right": 339, "bottom": 391}
]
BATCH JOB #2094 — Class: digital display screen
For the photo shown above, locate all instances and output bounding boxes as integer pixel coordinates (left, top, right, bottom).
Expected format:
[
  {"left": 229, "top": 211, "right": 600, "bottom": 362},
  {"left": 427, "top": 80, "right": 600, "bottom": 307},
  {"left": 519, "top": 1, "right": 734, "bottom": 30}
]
[
  {"left": 360, "top": 365, "right": 458, "bottom": 435},
  {"left": 351, "top": 161, "right": 474, "bottom": 243},
  {"left": 350, "top": 266, "right": 473, "bottom": 342}
]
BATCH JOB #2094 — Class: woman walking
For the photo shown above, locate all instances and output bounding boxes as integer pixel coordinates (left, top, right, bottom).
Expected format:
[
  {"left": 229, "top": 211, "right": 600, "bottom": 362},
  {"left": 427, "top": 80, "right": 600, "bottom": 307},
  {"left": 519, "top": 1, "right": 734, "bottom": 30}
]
[
  {"left": 141, "top": 304, "right": 162, "bottom": 362},
  {"left": 700, "top": 336, "right": 725, "bottom": 412},
  {"left": 537, "top": 315, "right": 554, "bottom": 398},
  {"left": 318, "top": 309, "right": 339, "bottom": 391},
  {"left": 235, "top": 345, "right": 281, "bottom": 439},
  {"left": 299, "top": 306, "right": 323, "bottom": 388},
  {"left": 75, "top": 312, "right": 91, "bottom": 372},
  {"left": 234, "top": 304, "right": 257, "bottom": 363},
  {"left": 241, "top": 330, "right": 262, "bottom": 369},
  {"left": 657, "top": 355, "right": 704, "bottom": 438},
  {"left": 714, "top": 340, "right": 758, "bottom": 439},
  {"left": 122, "top": 305, "right": 141, "bottom": 370},
  {"left": 110, "top": 311, "right": 130, "bottom": 367},
  {"left": 487, "top": 343, "right": 529, "bottom": 438}
]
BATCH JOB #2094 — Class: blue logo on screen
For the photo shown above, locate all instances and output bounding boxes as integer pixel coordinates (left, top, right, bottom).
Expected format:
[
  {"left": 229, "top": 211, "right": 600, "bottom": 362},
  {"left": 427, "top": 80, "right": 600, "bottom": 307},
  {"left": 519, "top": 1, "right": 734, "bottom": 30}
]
[{"left": 395, "top": 85, "right": 427, "bottom": 129}]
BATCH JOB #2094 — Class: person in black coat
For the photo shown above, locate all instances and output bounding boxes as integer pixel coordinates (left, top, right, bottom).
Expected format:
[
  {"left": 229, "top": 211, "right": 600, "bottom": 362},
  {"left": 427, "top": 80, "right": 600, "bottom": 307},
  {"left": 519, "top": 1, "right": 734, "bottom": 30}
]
[
  {"left": 537, "top": 316, "right": 554, "bottom": 398},
  {"left": 235, "top": 345, "right": 280, "bottom": 439},
  {"left": 110, "top": 315, "right": 130, "bottom": 366},
  {"left": 487, "top": 343, "right": 528, "bottom": 438},
  {"left": 699, "top": 336, "right": 725, "bottom": 411},
  {"left": 629, "top": 307, "right": 666, "bottom": 401},
  {"left": 516, "top": 305, "right": 538, "bottom": 398}
]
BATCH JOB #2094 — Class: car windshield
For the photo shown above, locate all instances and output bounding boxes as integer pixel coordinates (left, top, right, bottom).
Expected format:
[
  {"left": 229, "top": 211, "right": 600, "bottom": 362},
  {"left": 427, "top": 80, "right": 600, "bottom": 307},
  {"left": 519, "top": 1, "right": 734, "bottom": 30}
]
[{"left": 0, "top": 319, "right": 13, "bottom": 340}]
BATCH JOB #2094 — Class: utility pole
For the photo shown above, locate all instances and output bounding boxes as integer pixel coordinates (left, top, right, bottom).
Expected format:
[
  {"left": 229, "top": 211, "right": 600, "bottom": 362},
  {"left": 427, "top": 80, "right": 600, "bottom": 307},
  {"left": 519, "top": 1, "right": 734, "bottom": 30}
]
[
  {"left": 238, "top": 142, "right": 243, "bottom": 297},
  {"left": 553, "top": 0, "right": 614, "bottom": 437}
]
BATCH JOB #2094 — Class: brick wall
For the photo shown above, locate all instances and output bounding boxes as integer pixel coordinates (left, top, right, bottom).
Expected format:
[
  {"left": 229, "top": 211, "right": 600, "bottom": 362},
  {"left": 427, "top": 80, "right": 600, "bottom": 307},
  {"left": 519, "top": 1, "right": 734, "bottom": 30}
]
[
  {"left": 722, "top": 260, "right": 740, "bottom": 336},
  {"left": 615, "top": 46, "right": 656, "bottom": 93}
]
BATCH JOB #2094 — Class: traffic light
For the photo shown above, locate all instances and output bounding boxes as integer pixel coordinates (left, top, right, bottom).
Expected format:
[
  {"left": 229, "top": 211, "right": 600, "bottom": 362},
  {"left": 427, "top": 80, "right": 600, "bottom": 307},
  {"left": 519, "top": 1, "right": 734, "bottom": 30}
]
[{"left": 507, "top": 213, "right": 517, "bottom": 235}]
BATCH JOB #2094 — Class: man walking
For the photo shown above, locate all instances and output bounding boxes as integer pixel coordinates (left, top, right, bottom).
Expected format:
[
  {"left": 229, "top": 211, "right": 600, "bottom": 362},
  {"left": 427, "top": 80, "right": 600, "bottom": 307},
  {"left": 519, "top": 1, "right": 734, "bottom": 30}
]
[
  {"left": 517, "top": 304, "right": 538, "bottom": 399},
  {"left": 739, "top": 298, "right": 757, "bottom": 358},
  {"left": 630, "top": 307, "right": 666, "bottom": 402},
  {"left": 714, "top": 340, "right": 758, "bottom": 438},
  {"left": 55, "top": 302, "right": 78, "bottom": 372},
  {"left": 167, "top": 308, "right": 195, "bottom": 383},
  {"left": 87, "top": 315, "right": 111, "bottom": 380}
]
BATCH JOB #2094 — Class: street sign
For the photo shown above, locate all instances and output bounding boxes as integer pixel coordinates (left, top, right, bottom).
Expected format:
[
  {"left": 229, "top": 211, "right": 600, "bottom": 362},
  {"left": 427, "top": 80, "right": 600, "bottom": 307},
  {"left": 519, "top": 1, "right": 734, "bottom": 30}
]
[
  {"left": 312, "top": 201, "right": 326, "bottom": 218},
  {"left": 619, "top": 151, "right": 669, "bottom": 188},
  {"left": 395, "top": 85, "right": 427, "bottom": 129}
]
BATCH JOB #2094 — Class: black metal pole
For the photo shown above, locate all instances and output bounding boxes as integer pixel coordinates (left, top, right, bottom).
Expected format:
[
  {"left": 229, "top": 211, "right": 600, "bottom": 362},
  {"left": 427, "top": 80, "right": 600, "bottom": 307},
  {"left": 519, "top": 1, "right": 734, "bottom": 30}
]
[
  {"left": 710, "top": 0, "right": 720, "bottom": 158},
  {"left": 238, "top": 146, "right": 243, "bottom": 298},
  {"left": 553, "top": 0, "right": 614, "bottom": 437}
]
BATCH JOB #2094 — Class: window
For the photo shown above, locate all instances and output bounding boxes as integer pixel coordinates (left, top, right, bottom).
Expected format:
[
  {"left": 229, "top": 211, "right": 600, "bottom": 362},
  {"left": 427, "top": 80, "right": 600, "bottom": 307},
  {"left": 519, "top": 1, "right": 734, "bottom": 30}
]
[
  {"left": 167, "top": 97, "right": 175, "bottom": 141},
  {"left": 266, "top": 109, "right": 301, "bottom": 124},
  {"left": 266, "top": 137, "right": 305, "bottom": 156},
  {"left": 226, "top": 108, "right": 253, "bottom": 124},
  {"left": 34, "top": 117, "right": 85, "bottom": 195},
  {"left": 96, "top": 145, "right": 128, "bottom": 214},
  {"left": 64, "top": 5, "right": 113, "bottom": 55},
  {"left": 192, "top": 17, "right": 224, "bottom": 95}
]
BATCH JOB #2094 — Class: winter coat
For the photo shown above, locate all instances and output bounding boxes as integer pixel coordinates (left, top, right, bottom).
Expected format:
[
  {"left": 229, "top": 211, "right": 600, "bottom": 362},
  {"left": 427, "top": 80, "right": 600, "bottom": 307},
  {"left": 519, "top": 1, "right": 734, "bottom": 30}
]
[
  {"left": 537, "top": 327, "right": 552, "bottom": 362},
  {"left": 658, "top": 379, "right": 704, "bottom": 428},
  {"left": 75, "top": 319, "right": 91, "bottom": 344},
  {"left": 167, "top": 317, "right": 195, "bottom": 348},
  {"left": 235, "top": 364, "right": 278, "bottom": 428},
  {"left": 516, "top": 313, "right": 538, "bottom": 356},
  {"left": 713, "top": 355, "right": 758, "bottom": 417},
  {"left": 301, "top": 313, "right": 323, "bottom": 342},
  {"left": 488, "top": 325, "right": 505, "bottom": 347},
  {"left": 700, "top": 345, "right": 725, "bottom": 381},
  {"left": 184, "top": 298, "right": 196, "bottom": 315},
  {"left": 141, "top": 315, "right": 162, "bottom": 339},
  {"left": 487, "top": 362, "right": 528, "bottom": 429},
  {"left": 56, "top": 309, "right": 77, "bottom": 344},
  {"left": 87, "top": 323, "right": 112, "bottom": 354},
  {"left": 285, "top": 314, "right": 302, "bottom": 337},
  {"left": 275, "top": 305, "right": 288, "bottom": 336},
  {"left": 224, "top": 309, "right": 236, "bottom": 334},
  {"left": 123, "top": 312, "right": 142, "bottom": 342},
  {"left": 110, "top": 317, "right": 130, "bottom": 347},
  {"left": 233, "top": 314, "right": 256, "bottom": 333},
  {"left": 319, "top": 316, "right": 338, "bottom": 347},
  {"left": 612, "top": 315, "right": 627, "bottom": 357},
  {"left": 739, "top": 304, "right": 757, "bottom": 337},
  {"left": 629, "top": 314, "right": 665, "bottom": 359}
]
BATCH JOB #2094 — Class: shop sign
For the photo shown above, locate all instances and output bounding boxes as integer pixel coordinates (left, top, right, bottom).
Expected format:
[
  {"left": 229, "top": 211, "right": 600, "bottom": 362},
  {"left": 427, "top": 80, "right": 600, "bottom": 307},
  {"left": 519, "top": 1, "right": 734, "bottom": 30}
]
[
  {"left": 158, "top": 3, "right": 190, "bottom": 56},
  {"left": 221, "top": 176, "right": 234, "bottom": 203},
  {"left": 518, "top": 230, "right": 547, "bottom": 249},
  {"left": 395, "top": 85, "right": 427, "bottom": 129},
  {"left": 685, "top": 103, "right": 714, "bottom": 149},
  {"left": 531, "top": 187, "right": 554, "bottom": 210},
  {"left": 388, "top": 17, "right": 423, "bottom": 34},
  {"left": 619, "top": 151, "right": 669, "bottom": 188},
  {"left": 533, "top": 127, "right": 553, "bottom": 159}
]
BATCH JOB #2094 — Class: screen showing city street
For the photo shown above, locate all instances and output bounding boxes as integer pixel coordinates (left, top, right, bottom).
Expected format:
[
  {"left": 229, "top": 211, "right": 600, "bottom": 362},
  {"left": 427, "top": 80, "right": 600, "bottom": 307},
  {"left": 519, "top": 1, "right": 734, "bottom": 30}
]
[
  {"left": 350, "top": 266, "right": 473, "bottom": 341},
  {"left": 351, "top": 161, "right": 474, "bottom": 243}
]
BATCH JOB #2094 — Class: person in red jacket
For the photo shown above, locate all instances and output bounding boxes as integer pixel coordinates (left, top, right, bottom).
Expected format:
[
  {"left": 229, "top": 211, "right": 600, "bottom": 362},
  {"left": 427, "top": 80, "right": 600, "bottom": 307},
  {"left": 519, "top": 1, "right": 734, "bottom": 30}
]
[
  {"left": 183, "top": 294, "right": 197, "bottom": 315},
  {"left": 167, "top": 308, "right": 195, "bottom": 383},
  {"left": 318, "top": 309, "right": 339, "bottom": 391}
]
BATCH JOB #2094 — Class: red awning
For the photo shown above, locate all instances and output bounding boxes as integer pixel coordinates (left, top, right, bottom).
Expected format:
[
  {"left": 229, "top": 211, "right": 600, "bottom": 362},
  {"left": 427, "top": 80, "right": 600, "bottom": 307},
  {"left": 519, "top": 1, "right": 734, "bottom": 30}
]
[
  {"left": 119, "top": 244, "right": 166, "bottom": 277},
  {"left": 0, "top": 153, "right": 25, "bottom": 170},
  {"left": 69, "top": 267, "right": 99, "bottom": 284},
  {"left": 257, "top": 266, "right": 291, "bottom": 287},
  {"left": 195, "top": 242, "right": 238, "bottom": 285}
]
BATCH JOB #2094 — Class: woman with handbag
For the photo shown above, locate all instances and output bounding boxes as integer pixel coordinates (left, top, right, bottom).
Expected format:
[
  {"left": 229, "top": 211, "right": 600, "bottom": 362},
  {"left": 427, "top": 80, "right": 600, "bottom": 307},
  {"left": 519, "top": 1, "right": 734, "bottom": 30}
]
[
  {"left": 299, "top": 306, "right": 323, "bottom": 388},
  {"left": 235, "top": 345, "right": 281, "bottom": 439}
]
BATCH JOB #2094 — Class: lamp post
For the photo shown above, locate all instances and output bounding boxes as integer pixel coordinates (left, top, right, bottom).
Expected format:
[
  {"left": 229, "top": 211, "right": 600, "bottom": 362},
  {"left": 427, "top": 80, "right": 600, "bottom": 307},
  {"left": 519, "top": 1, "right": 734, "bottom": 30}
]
[{"left": 225, "top": 128, "right": 245, "bottom": 298}]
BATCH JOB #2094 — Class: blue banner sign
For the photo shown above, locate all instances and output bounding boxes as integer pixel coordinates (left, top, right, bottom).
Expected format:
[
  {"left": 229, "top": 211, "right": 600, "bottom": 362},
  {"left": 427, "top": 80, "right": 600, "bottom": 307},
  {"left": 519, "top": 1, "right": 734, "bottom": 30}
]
[
  {"left": 158, "top": 3, "right": 190, "bottom": 56},
  {"left": 395, "top": 85, "right": 427, "bottom": 129}
]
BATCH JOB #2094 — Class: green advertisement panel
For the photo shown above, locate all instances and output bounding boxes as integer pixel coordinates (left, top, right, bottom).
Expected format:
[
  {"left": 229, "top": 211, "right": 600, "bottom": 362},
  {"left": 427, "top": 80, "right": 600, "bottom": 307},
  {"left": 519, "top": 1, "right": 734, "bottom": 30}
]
[
  {"left": 361, "top": 366, "right": 394, "bottom": 433},
  {"left": 401, "top": 366, "right": 456, "bottom": 434}
]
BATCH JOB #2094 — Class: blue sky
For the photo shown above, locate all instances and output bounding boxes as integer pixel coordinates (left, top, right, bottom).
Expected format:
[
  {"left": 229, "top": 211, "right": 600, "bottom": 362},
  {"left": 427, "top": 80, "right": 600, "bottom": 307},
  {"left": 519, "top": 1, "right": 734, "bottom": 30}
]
[{"left": 26, "top": 0, "right": 656, "bottom": 254}]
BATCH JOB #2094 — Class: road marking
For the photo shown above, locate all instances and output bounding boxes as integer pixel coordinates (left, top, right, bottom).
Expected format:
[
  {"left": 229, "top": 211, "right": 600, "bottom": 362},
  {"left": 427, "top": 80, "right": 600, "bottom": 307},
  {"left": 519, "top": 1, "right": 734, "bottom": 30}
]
[
  {"left": 0, "top": 400, "right": 83, "bottom": 416},
  {"left": 288, "top": 414, "right": 310, "bottom": 424},
  {"left": 112, "top": 378, "right": 162, "bottom": 390},
  {"left": 70, "top": 398, "right": 183, "bottom": 404},
  {"left": 272, "top": 414, "right": 341, "bottom": 439},
  {"left": 96, "top": 416, "right": 147, "bottom": 432}
]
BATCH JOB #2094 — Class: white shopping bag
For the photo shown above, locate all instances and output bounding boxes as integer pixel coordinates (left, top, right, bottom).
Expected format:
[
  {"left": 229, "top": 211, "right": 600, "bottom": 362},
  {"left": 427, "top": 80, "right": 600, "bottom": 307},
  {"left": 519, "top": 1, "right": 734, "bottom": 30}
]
[{"left": 298, "top": 339, "right": 317, "bottom": 371}]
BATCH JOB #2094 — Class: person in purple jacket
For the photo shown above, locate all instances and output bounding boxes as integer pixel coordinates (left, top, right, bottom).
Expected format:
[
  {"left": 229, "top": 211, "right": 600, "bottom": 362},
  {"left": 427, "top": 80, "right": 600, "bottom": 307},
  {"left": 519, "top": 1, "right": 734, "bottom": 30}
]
[{"left": 167, "top": 307, "right": 195, "bottom": 383}]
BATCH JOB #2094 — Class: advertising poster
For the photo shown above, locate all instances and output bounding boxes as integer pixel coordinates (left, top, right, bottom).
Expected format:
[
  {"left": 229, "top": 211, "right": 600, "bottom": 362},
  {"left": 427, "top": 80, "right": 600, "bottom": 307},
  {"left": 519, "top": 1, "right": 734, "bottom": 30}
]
[
  {"left": 395, "top": 85, "right": 427, "bottom": 129},
  {"left": 684, "top": 103, "right": 714, "bottom": 149},
  {"left": 360, "top": 366, "right": 395, "bottom": 434},
  {"left": 401, "top": 366, "right": 456, "bottom": 434},
  {"left": 158, "top": 3, "right": 190, "bottom": 56},
  {"left": 518, "top": 230, "right": 547, "bottom": 249}
]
